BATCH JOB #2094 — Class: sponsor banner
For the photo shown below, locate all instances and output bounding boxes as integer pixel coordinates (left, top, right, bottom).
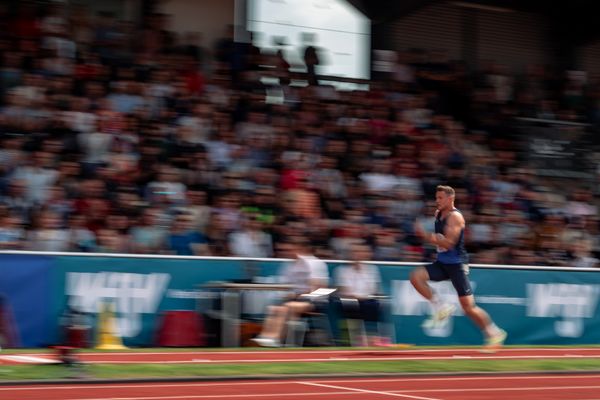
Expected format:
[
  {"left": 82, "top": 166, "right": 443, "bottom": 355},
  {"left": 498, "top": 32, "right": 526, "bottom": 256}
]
[
  {"left": 0, "top": 255, "right": 54, "bottom": 347},
  {"left": 3, "top": 253, "right": 599, "bottom": 347},
  {"left": 381, "top": 266, "right": 600, "bottom": 345},
  {"left": 54, "top": 256, "right": 251, "bottom": 347}
]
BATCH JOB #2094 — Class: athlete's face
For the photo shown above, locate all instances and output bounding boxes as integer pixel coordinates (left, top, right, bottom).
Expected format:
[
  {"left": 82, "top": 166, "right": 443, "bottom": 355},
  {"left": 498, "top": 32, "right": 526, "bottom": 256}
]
[{"left": 435, "top": 191, "right": 453, "bottom": 211}]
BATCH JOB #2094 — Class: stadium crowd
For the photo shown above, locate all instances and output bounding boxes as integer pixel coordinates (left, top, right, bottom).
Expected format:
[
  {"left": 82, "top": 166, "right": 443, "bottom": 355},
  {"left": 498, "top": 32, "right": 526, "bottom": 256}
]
[{"left": 0, "top": 2, "right": 599, "bottom": 267}]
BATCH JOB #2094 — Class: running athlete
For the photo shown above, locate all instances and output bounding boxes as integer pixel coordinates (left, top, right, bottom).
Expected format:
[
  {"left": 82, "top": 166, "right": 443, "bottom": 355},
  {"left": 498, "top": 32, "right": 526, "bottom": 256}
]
[{"left": 411, "top": 185, "right": 506, "bottom": 351}]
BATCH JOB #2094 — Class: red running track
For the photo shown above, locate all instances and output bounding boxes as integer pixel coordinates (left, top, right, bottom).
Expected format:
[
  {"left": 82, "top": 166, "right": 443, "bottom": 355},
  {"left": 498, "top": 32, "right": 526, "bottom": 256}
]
[
  {"left": 2, "top": 374, "right": 600, "bottom": 399},
  {"left": 2, "top": 347, "right": 600, "bottom": 364}
]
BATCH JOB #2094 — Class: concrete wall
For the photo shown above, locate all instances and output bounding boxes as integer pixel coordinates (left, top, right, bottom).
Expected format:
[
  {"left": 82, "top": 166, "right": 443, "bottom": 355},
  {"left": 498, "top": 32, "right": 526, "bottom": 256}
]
[{"left": 157, "top": 0, "right": 235, "bottom": 52}]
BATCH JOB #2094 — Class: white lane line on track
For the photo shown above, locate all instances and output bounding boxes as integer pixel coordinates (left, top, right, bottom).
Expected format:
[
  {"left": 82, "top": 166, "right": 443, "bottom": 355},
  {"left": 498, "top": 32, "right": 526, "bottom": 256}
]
[
  {"left": 389, "top": 385, "right": 600, "bottom": 394},
  {"left": 16, "top": 347, "right": 600, "bottom": 357},
  {"left": 0, "top": 382, "right": 294, "bottom": 391},
  {"left": 73, "top": 354, "right": 600, "bottom": 364},
  {"left": 72, "top": 392, "right": 362, "bottom": 400},
  {"left": 319, "top": 374, "right": 600, "bottom": 384},
  {"left": 0, "top": 355, "right": 58, "bottom": 364},
  {"left": 4, "top": 374, "right": 600, "bottom": 391},
  {"left": 301, "top": 382, "right": 439, "bottom": 400}
]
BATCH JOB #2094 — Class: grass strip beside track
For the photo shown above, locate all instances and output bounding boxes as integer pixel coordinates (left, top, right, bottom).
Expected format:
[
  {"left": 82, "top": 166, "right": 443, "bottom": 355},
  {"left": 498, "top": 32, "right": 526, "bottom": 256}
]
[{"left": 1, "top": 358, "right": 600, "bottom": 381}]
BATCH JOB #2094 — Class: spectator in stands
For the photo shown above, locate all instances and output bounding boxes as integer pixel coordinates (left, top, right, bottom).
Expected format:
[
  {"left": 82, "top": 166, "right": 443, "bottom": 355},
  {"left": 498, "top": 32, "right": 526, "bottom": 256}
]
[
  {"left": 72, "top": 179, "right": 111, "bottom": 232},
  {"left": 0, "top": 179, "right": 34, "bottom": 224},
  {"left": 179, "top": 189, "right": 212, "bottom": 234},
  {"left": 0, "top": 213, "right": 25, "bottom": 250},
  {"left": 12, "top": 151, "right": 59, "bottom": 205},
  {"left": 66, "top": 214, "right": 96, "bottom": 252},
  {"left": 166, "top": 212, "right": 208, "bottom": 255},
  {"left": 228, "top": 215, "right": 273, "bottom": 258},
  {"left": 94, "top": 227, "right": 129, "bottom": 253},
  {"left": 77, "top": 120, "right": 114, "bottom": 176},
  {"left": 372, "top": 226, "right": 404, "bottom": 261},
  {"left": 27, "top": 210, "right": 70, "bottom": 252},
  {"left": 570, "top": 238, "right": 599, "bottom": 268},
  {"left": 129, "top": 207, "right": 167, "bottom": 254},
  {"left": 0, "top": 1, "right": 597, "bottom": 268},
  {"left": 145, "top": 165, "right": 187, "bottom": 206}
]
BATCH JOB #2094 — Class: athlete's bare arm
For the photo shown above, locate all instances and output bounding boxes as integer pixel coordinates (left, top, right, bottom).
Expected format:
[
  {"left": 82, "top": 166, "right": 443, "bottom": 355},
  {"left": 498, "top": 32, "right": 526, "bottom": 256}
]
[
  {"left": 416, "top": 211, "right": 464, "bottom": 251},
  {"left": 432, "top": 211, "right": 464, "bottom": 250}
]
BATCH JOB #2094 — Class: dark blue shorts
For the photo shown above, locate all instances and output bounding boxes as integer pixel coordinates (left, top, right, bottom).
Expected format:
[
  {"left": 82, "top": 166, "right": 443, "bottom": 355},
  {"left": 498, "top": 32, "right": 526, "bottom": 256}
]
[{"left": 425, "top": 261, "right": 473, "bottom": 297}]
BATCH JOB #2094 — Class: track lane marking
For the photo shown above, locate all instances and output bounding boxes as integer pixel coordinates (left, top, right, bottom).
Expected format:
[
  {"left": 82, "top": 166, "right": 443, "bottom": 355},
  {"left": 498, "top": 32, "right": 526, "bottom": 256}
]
[
  {"left": 0, "top": 355, "right": 58, "bottom": 364},
  {"left": 387, "top": 385, "right": 600, "bottom": 394},
  {"left": 71, "top": 392, "right": 362, "bottom": 400},
  {"left": 300, "top": 381, "right": 440, "bottom": 400},
  {"left": 318, "top": 374, "right": 600, "bottom": 384},
  {"left": 3, "top": 374, "right": 600, "bottom": 391}
]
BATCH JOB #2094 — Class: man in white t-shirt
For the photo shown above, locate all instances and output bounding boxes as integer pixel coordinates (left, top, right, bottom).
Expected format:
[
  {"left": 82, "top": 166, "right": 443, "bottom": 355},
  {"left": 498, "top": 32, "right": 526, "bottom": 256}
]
[
  {"left": 336, "top": 243, "right": 381, "bottom": 299},
  {"left": 253, "top": 239, "right": 328, "bottom": 347}
]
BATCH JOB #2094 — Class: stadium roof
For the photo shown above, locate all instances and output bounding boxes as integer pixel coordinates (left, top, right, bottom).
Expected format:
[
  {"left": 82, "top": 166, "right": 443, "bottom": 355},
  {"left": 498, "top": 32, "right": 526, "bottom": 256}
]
[{"left": 348, "top": 0, "right": 600, "bottom": 44}]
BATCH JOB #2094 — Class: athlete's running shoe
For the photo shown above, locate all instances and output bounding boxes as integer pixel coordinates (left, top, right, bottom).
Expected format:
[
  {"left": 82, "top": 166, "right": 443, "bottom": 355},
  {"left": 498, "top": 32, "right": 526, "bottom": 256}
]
[
  {"left": 421, "top": 303, "right": 456, "bottom": 329},
  {"left": 481, "top": 329, "right": 507, "bottom": 353}
]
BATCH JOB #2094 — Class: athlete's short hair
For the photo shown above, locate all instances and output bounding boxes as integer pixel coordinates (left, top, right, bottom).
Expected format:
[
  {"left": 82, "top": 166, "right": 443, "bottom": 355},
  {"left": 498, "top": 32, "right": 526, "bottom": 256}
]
[{"left": 436, "top": 185, "right": 455, "bottom": 197}]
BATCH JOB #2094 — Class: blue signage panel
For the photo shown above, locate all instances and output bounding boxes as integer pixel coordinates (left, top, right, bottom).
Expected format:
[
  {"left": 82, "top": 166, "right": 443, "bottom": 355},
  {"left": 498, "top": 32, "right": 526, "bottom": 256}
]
[
  {"left": 2, "top": 252, "right": 599, "bottom": 348},
  {"left": 0, "top": 255, "right": 54, "bottom": 347},
  {"left": 381, "top": 265, "right": 600, "bottom": 345}
]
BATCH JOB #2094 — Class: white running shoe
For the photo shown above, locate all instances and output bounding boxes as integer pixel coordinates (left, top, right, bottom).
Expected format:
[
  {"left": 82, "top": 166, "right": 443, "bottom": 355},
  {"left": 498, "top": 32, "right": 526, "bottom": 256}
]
[
  {"left": 481, "top": 329, "right": 507, "bottom": 353},
  {"left": 421, "top": 303, "right": 456, "bottom": 329},
  {"left": 251, "top": 336, "right": 281, "bottom": 347}
]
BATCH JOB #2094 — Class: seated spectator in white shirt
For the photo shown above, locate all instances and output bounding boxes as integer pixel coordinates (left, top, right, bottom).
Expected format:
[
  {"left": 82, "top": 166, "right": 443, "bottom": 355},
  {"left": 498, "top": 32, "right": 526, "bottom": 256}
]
[
  {"left": 252, "top": 238, "right": 328, "bottom": 347},
  {"left": 334, "top": 242, "right": 383, "bottom": 345}
]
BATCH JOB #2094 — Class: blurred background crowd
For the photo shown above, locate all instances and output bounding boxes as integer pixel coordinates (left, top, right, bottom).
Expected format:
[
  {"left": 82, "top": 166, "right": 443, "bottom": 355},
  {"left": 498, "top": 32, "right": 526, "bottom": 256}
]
[{"left": 0, "top": 0, "right": 599, "bottom": 267}]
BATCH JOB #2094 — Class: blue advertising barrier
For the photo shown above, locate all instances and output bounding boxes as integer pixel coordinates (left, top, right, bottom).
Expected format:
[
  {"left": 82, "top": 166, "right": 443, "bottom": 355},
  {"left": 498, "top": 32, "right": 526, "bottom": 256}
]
[
  {"left": 1, "top": 252, "right": 599, "bottom": 347},
  {"left": 54, "top": 255, "right": 248, "bottom": 347},
  {"left": 0, "top": 255, "right": 54, "bottom": 347},
  {"left": 379, "top": 264, "right": 600, "bottom": 346}
]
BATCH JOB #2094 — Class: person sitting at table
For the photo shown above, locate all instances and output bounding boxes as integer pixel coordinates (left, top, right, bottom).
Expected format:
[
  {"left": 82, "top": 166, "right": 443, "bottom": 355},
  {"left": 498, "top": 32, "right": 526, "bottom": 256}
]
[
  {"left": 334, "top": 241, "right": 385, "bottom": 346},
  {"left": 252, "top": 237, "right": 329, "bottom": 347}
]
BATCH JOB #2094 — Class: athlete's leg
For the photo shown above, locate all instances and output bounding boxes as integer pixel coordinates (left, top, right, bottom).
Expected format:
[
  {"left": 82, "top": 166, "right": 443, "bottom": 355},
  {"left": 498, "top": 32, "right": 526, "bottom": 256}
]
[
  {"left": 448, "top": 265, "right": 498, "bottom": 337},
  {"left": 409, "top": 266, "right": 434, "bottom": 300},
  {"left": 458, "top": 295, "right": 492, "bottom": 332},
  {"left": 459, "top": 294, "right": 504, "bottom": 338},
  {"left": 411, "top": 265, "right": 454, "bottom": 325},
  {"left": 459, "top": 295, "right": 506, "bottom": 350}
]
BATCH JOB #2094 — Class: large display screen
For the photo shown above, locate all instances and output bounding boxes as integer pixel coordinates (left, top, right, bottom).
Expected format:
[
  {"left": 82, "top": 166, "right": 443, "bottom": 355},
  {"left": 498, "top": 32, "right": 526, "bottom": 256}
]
[{"left": 247, "top": 0, "right": 370, "bottom": 80}]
